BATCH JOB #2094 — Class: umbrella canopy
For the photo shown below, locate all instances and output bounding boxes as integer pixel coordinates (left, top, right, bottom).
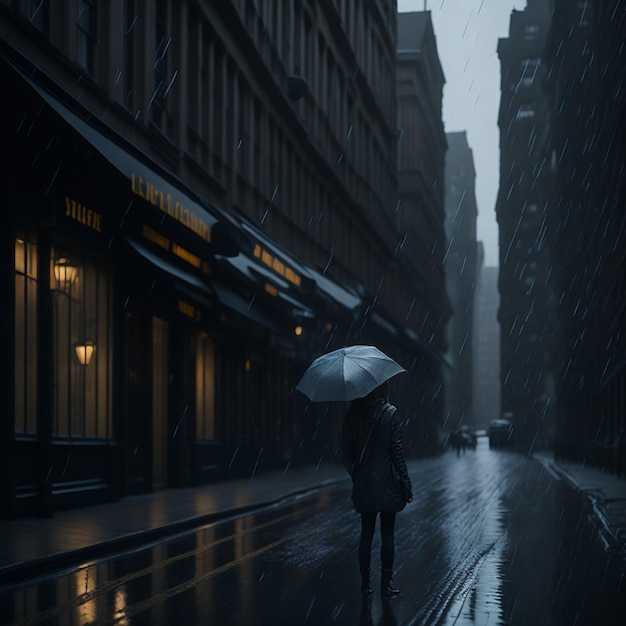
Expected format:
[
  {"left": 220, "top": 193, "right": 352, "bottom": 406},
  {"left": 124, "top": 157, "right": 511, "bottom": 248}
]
[{"left": 296, "top": 345, "right": 406, "bottom": 402}]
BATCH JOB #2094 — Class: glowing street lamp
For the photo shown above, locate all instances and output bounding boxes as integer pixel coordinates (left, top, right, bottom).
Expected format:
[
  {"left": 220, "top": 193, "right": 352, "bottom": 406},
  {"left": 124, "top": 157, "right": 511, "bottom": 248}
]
[
  {"left": 54, "top": 258, "right": 78, "bottom": 292},
  {"left": 75, "top": 340, "right": 96, "bottom": 366}
]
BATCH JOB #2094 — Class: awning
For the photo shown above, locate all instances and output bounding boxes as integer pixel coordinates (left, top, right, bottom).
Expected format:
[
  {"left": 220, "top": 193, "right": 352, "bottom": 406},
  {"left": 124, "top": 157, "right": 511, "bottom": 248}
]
[
  {"left": 211, "top": 281, "right": 278, "bottom": 332},
  {"left": 2, "top": 52, "right": 239, "bottom": 256},
  {"left": 303, "top": 266, "right": 361, "bottom": 313},
  {"left": 219, "top": 253, "right": 314, "bottom": 319},
  {"left": 126, "top": 237, "right": 213, "bottom": 296},
  {"left": 127, "top": 237, "right": 278, "bottom": 332}
]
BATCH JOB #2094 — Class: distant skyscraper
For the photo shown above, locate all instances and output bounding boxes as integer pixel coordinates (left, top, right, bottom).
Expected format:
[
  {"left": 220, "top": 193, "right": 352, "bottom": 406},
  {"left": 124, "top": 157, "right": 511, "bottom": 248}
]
[
  {"left": 473, "top": 266, "right": 501, "bottom": 428},
  {"left": 443, "top": 131, "right": 478, "bottom": 427}
]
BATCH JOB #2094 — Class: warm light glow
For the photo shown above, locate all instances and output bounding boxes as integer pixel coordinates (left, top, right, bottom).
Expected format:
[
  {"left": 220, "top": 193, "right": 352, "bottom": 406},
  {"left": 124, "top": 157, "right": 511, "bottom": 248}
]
[
  {"left": 294, "top": 325, "right": 303, "bottom": 336},
  {"left": 54, "top": 258, "right": 78, "bottom": 291},
  {"left": 75, "top": 341, "right": 96, "bottom": 366}
]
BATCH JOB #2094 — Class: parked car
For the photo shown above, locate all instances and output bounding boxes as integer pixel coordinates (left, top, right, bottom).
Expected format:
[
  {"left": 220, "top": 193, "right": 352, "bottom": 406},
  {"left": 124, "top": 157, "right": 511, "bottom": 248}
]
[{"left": 489, "top": 416, "right": 514, "bottom": 448}]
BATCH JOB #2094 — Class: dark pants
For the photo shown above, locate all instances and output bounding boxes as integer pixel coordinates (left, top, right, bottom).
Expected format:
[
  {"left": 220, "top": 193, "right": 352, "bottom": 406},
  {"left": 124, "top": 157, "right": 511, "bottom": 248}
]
[{"left": 359, "top": 511, "right": 396, "bottom": 577}]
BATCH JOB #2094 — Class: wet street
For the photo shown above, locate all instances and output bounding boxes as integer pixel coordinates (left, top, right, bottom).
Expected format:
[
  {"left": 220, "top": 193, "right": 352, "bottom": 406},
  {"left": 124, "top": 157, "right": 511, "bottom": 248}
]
[{"left": 1, "top": 438, "right": 624, "bottom": 625}]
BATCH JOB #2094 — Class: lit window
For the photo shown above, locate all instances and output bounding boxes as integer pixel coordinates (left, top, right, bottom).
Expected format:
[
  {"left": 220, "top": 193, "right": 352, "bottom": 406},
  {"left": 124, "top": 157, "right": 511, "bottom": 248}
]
[
  {"left": 51, "top": 247, "right": 112, "bottom": 439},
  {"left": 196, "top": 334, "right": 216, "bottom": 439},
  {"left": 14, "top": 231, "right": 39, "bottom": 435}
]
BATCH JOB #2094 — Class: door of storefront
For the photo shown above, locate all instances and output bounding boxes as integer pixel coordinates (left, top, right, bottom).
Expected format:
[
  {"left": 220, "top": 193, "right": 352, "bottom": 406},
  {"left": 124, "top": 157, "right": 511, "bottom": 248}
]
[{"left": 152, "top": 317, "right": 169, "bottom": 489}]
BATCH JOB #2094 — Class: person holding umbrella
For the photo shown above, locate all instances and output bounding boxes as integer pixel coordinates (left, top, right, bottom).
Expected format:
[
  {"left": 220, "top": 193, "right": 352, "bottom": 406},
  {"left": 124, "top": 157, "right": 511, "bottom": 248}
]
[
  {"left": 296, "top": 345, "right": 413, "bottom": 597},
  {"left": 341, "top": 380, "right": 413, "bottom": 597}
]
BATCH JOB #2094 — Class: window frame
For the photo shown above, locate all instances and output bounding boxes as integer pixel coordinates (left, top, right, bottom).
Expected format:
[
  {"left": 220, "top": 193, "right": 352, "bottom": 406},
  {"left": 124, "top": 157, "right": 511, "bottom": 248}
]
[
  {"left": 14, "top": 230, "right": 39, "bottom": 436},
  {"left": 50, "top": 245, "right": 113, "bottom": 440}
]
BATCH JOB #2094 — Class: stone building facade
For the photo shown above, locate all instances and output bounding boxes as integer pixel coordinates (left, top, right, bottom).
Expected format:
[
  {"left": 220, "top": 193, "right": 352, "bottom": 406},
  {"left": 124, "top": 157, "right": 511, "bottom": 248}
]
[{"left": 1, "top": 0, "right": 451, "bottom": 517}]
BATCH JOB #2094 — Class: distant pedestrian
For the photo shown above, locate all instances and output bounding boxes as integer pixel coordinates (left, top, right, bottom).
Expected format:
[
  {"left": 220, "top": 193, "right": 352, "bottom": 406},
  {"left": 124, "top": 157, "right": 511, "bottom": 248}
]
[{"left": 341, "top": 382, "right": 413, "bottom": 597}]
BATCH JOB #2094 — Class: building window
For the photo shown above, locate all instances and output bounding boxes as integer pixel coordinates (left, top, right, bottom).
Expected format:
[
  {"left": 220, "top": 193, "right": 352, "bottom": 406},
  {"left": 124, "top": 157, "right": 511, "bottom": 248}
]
[
  {"left": 516, "top": 103, "right": 536, "bottom": 120},
  {"left": 16, "top": 0, "right": 49, "bottom": 36},
  {"left": 151, "top": 0, "right": 174, "bottom": 135},
  {"left": 76, "top": 0, "right": 97, "bottom": 76},
  {"left": 51, "top": 247, "right": 112, "bottom": 439},
  {"left": 124, "top": 0, "right": 138, "bottom": 111},
  {"left": 14, "top": 231, "right": 38, "bottom": 435},
  {"left": 578, "top": 2, "right": 589, "bottom": 27},
  {"left": 523, "top": 24, "right": 539, "bottom": 39},
  {"left": 196, "top": 333, "right": 215, "bottom": 439},
  {"left": 520, "top": 58, "right": 540, "bottom": 86}
]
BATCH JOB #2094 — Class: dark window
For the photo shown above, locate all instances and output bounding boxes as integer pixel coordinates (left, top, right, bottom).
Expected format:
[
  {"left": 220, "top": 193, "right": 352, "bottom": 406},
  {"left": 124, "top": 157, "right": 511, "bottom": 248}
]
[
  {"left": 516, "top": 103, "right": 536, "bottom": 120},
  {"left": 16, "top": 0, "right": 49, "bottom": 36},
  {"left": 520, "top": 58, "right": 540, "bottom": 87},
  {"left": 77, "top": 0, "right": 97, "bottom": 76},
  {"left": 578, "top": 1, "right": 589, "bottom": 26},
  {"left": 523, "top": 24, "right": 539, "bottom": 39},
  {"left": 124, "top": 0, "right": 138, "bottom": 111},
  {"left": 151, "top": 0, "right": 173, "bottom": 134}
]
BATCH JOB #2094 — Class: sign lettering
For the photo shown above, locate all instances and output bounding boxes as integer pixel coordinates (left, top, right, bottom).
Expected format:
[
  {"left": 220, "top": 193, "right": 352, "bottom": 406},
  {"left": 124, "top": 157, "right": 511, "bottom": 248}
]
[
  {"left": 64, "top": 197, "right": 102, "bottom": 232},
  {"left": 253, "top": 244, "right": 302, "bottom": 287},
  {"left": 131, "top": 174, "right": 212, "bottom": 243},
  {"left": 178, "top": 299, "right": 201, "bottom": 321}
]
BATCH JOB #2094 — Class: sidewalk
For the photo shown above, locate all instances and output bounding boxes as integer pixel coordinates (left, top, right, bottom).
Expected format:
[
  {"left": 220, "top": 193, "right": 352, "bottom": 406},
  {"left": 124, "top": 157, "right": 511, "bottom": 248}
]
[
  {"left": 1, "top": 452, "right": 625, "bottom": 589},
  {"left": 533, "top": 450, "right": 626, "bottom": 570},
  {"left": 0, "top": 462, "right": 351, "bottom": 588}
]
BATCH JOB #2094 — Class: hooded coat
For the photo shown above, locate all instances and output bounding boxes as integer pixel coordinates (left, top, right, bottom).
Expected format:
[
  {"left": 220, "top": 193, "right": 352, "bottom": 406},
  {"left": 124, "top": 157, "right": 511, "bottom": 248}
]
[{"left": 341, "top": 396, "right": 413, "bottom": 513}]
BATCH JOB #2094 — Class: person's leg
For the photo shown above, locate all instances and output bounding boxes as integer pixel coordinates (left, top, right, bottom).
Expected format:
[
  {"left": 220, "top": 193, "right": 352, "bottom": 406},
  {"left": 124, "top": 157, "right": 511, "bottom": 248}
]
[
  {"left": 379, "top": 512, "right": 396, "bottom": 570},
  {"left": 359, "top": 512, "right": 377, "bottom": 594},
  {"left": 380, "top": 512, "right": 399, "bottom": 595}
]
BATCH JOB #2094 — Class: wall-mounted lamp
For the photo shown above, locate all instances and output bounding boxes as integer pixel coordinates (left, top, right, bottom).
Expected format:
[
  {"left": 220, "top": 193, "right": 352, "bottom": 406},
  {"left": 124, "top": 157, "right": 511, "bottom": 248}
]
[
  {"left": 75, "top": 340, "right": 96, "bottom": 366},
  {"left": 294, "top": 325, "right": 303, "bottom": 337},
  {"left": 54, "top": 258, "right": 78, "bottom": 292}
]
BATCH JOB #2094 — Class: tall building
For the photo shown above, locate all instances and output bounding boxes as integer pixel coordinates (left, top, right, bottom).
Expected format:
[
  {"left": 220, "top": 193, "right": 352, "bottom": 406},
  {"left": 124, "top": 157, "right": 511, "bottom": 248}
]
[
  {"left": 0, "top": 0, "right": 442, "bottom": 518},
  {"left": 443, "top": 131, "right": 479, "bottom": 429},
  {"left": 396, "top": 11, "right": 450, "bottom": 451},
  {"left": 473, "top": 266, "right": 501, "bottom": 429},
  {"left": 542, "top": 0, "right": 626, "bottom": 468},
  {"left": 496, "top": 0, "right": 555, "bottom": 453}
]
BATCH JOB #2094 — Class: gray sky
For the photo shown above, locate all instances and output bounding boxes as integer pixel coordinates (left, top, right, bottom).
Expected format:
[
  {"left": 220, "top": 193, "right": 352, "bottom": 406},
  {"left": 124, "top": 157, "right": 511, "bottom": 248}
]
[{"left": 398, "top": 0, "right": 526, "bottom": 267}]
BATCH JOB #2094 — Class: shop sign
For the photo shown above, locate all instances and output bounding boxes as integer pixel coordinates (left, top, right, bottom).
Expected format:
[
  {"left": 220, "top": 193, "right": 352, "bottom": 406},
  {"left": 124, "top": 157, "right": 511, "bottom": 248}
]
[
  {"left": 253, "top": 243, "right": 302, "bottom": 287},
  {"left": 131, "top": 173, "right": 212, "bottom": 243},
  {"left": 64, "top": 196, "right": 103, "bottom": 233},
  {"left": 178, "top": 299, "right": 201, "bottom": 321},
  {"left": 142, "top": 224, "right": 210, "bottom": 275}
]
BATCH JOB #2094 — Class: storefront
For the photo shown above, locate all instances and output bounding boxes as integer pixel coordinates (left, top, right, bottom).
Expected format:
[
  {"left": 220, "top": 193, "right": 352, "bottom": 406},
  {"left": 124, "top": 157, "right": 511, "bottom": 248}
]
[
  {"left": 0, "top": 50, "right": 352, "bottom": 518},
  {"left": 0, "top": 51, "right": 273, "bottom": 516},
  {"left": 1, "top": 47, "right": 438, "bottom": 519}
]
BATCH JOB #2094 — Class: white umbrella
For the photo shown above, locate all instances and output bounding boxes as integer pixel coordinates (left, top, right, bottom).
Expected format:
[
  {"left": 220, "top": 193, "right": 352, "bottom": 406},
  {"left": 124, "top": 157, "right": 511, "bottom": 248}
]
[{"left": 295, "top": 345, "right": 406, "bottom": 402}]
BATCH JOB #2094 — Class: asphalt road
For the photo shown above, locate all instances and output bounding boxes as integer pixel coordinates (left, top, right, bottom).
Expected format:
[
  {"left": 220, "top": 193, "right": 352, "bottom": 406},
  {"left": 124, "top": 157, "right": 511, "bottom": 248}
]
[{"left": 2, "top": 438, "right": 624, "bottom": 625}]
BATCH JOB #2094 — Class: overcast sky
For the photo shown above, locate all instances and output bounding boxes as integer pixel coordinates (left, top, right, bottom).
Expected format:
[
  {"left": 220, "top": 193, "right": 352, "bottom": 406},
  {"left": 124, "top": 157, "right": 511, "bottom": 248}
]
[{"left": 397, "top": 0, "right": 527, "bottom": 267}]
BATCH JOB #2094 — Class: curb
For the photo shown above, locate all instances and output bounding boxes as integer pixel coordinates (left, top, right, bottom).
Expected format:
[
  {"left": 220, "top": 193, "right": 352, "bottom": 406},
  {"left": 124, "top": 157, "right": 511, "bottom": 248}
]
[
  {"left": 534, "top": 454, "right": 626, "bottom": 573},
  {"left": 0, "top": 477, "right": 348, "bottom": 591}
]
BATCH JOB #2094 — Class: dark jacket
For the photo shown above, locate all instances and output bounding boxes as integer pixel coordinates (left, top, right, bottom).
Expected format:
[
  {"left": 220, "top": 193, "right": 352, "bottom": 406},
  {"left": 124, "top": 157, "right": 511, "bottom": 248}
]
[{"left": 341, "top": 397, "right": 413, "bottom": 513}]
